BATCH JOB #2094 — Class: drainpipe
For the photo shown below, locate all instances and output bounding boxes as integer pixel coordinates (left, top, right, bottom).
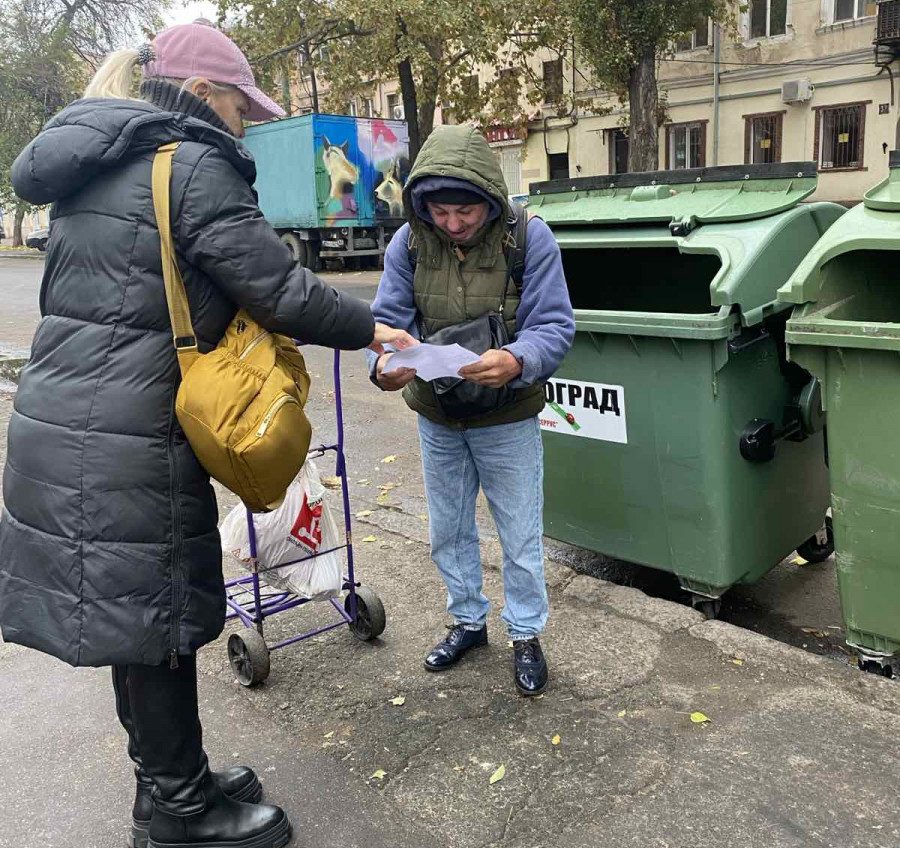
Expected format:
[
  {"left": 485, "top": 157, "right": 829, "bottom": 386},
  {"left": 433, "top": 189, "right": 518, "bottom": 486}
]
[{"left": 712, "top": 22, "right": 721, "bottom": 166}]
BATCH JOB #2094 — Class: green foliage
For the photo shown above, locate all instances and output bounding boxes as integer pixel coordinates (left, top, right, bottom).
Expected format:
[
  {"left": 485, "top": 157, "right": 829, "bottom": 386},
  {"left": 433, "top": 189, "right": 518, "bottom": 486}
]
[
  {"left": 220, "top": 0, "right": 569, "bottom": 144},
  {"left": 571, "top": 0, "right": 733, "bottom": 94},
  {"left": 0, "top": 0, "right": 169, "bottom": 238}
]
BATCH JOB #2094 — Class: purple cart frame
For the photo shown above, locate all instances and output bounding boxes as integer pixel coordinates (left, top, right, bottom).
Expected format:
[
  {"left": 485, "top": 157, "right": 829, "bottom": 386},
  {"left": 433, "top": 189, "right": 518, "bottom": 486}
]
[{"left": 223, "top": 349, "right": 384, "bottom": 686}]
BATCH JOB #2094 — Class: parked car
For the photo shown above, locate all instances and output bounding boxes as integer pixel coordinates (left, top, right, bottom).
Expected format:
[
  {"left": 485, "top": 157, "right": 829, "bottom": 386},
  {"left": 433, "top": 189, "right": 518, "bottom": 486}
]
[{"left": 25, "top": 227, "right": 49, "bottom": 251}]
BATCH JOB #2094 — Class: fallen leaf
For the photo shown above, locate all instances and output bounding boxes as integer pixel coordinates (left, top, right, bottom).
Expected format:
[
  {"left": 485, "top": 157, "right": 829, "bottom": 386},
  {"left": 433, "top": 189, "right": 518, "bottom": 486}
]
[
  {"left": 405, "top": 540, "right": 415, "bottom": 546},
  {"left": 323, "top": 731, "right": 335, "bottom": 739},
  {"left": 321, "top": 476, "right": 342, "bottom": 490},
  {"left": 690, "top": 712, "right": 710, "bottom": 724},
  {"left": 551, "top": 734, "right": 561, "bottom": 746},
  {"left": 362, "top": 535, "right": 378, "bottom": 543},
  {"left": 418, "top": 514, "right": 428, "bottom": 522},
  {"left": 357, "top": 479, "right": 369, "bottom": 484},
  {"left": 355, "top": 510, "right": 373, "bottom": 518},
  {"left": 390, "top": 695, "right": 406, "bottom": 706},
  {"left": 617, "top": 710, "right": 627, "bottom": 718},
  {"left": 792, "top": 556, "right": 808, "bottom": 566},
  {"left": 489, "top": 765, "right": 506, "bottom": 785},
  {"left": 370, "top": 769, "right": 387, "bottom": 780},
  {"left": 381, "top": 455, "right": 398, "bottom": 464},
  {"left": 731, "top": 658, "right": 744, "bottom": 666},
  {"left": 378, "top": 482, "right": 398, "bottom": 492}
]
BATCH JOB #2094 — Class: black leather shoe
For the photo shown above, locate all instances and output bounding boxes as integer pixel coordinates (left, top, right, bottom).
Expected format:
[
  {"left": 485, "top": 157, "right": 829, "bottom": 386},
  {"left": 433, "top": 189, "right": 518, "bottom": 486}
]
[
  {"left": 424, "top": 624, "right": 488, "bottom": 672},
  {"left": 130, "top": 767, "right": 263, "bottom": 848},
  {"left": 514, "top": 637, "right": 548, "bottom": 696},
  {"left": 147, "top": 773, "right": 290, "bottom": 848}
]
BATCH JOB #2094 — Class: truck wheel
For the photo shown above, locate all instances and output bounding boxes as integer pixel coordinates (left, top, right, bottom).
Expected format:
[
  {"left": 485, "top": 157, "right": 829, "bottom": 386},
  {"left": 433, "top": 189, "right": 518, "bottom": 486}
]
[{"left": 280, "top": 232, "right": 308, "bottom": 267}]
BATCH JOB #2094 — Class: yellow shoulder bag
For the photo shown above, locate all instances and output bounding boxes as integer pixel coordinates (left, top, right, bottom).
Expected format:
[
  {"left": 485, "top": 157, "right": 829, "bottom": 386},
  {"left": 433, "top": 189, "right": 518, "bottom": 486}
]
[{"left": 152, "top": 142, "right": 312, "bottom": 513}]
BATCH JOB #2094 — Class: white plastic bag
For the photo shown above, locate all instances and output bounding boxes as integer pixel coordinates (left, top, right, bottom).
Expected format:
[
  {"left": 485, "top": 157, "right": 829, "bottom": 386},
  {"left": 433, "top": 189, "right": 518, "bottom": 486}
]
[{"left": 220, "top": 458, "right": 343, "bottom": 600}]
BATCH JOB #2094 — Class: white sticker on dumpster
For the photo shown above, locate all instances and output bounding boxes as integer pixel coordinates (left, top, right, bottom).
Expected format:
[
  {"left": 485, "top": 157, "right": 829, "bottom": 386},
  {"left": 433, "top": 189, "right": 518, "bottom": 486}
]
[{"left": 540, "top": 379, "right": 627, "bottom": 444}]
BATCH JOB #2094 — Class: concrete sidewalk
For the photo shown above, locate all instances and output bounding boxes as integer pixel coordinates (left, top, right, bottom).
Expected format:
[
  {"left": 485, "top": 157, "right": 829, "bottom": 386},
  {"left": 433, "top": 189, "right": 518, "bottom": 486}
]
[
  {"left": 200, "top": 525, "right": 899, "bottom": 848},
  {"left": 1, "top": 338, "right": 898, "bottom": 848}
]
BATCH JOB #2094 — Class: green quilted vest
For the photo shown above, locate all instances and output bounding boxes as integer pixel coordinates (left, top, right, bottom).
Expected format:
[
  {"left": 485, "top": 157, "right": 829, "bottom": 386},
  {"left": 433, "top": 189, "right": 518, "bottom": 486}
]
[{"left": 400, "top": 126, "right": 545, "bottom": 429}]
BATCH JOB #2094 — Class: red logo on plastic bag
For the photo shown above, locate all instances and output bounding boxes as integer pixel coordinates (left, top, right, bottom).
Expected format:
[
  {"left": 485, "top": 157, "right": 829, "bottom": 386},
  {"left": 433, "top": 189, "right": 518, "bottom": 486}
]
[{"left": 290, "top": 494, "right": 323, "bottom": 553}]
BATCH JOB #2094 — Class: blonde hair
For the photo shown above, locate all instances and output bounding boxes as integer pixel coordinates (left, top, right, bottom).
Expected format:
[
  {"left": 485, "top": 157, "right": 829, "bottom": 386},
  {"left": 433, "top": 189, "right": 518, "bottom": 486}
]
[
  {"left": 83, "top": 48, "right": 236, "bottom": 101},
  {"left": 83, "top": 49, "right": 142, "bottom": 99}
]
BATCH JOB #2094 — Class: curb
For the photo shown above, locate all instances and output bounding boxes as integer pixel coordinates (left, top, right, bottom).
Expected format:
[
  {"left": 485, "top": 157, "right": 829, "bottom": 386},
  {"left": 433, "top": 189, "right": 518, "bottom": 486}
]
[{"left": 0, "top": 251, "right": 44, "bottom": 260}]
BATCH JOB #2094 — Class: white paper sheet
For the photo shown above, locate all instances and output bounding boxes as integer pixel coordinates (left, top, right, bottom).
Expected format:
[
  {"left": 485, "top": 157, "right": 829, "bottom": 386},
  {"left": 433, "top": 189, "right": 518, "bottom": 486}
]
[{"left": 382, "top": 343, "right": 481, "bottom": 382}]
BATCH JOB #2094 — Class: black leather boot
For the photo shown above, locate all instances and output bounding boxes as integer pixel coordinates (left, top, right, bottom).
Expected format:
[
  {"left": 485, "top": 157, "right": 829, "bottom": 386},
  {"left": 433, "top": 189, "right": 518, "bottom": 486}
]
[
  {"left": 125, "top": 656, "right": 291, "bottom": 848},
  {"left": 129, "top": 766, "right": 263, "bottom": 848},
  {"left": 424, "top": 624, "right": 488, "bottom": 671},
  {"left": 115, "top": 666, "right": 265, "bottom": 848},
  {"left": 513, "top": 637, "right": 548, "bottom": 696},
  {"left": 148, "top": 772, "right": 290, "bottom": 848}
]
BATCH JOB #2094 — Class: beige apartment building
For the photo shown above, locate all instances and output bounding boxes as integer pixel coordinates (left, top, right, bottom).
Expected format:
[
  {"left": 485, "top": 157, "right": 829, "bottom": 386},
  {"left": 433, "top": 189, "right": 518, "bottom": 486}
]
[{"left": 518, "top": 0, "right": 899, "bottom": 204}]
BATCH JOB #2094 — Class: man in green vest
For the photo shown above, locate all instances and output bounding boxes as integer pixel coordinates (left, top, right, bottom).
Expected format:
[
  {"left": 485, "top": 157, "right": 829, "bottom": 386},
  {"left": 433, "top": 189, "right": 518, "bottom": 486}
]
[{"left": 367, "top": 125, "right": 574, "bottom": 695}]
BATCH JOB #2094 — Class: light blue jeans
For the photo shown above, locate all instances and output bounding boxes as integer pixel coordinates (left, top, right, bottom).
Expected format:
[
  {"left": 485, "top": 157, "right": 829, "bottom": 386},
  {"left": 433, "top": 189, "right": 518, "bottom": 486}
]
[{"left": 417, "top": 414, "right": 549, "bottom": 640}]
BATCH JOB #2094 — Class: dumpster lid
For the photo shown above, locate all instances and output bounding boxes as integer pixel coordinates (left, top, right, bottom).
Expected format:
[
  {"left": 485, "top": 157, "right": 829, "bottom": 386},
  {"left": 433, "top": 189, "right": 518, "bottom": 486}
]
[
  {"left": 863, "top": 155, "right": 900, "bottom": 211},
  {"left": 529, "top": 162, "right": 818, "bottom": 229}
]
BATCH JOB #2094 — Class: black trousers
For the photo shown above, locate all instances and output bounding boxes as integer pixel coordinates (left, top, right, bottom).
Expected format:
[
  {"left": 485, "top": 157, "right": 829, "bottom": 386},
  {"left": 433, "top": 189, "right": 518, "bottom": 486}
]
[{"left": 112, "top": 656, "right": 210, "bottom": 809}]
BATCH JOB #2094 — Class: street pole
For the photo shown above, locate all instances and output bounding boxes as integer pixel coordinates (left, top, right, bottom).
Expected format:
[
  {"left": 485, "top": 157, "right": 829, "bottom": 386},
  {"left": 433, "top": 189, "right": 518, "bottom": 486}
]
[{"left": 712, "top": 22, "right": 721, "bottom": 166}]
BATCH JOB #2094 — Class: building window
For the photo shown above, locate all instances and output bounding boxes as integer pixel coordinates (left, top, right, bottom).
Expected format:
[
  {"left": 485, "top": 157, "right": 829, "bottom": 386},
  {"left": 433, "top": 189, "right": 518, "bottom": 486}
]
[
  {"left": 815, "top": 103, "right": 867, "bottom": 170},
  {"left": 496, "top": 146, "right": 522, "bottom": 195},
  {"left": 361, "top": 98, "right": 375, "bottom": 118},
  {"left": 833, "top": 0, "right": 876, "bottom": 21},
  {"left": 666, "top": 122, "right": 706, "bottom": 170},
  {"left": 749, "top": 0, "right": 788, "bottom": 38},
  {"left": 675, "top": 18, "right": 711, "bottom": 51},
  {"left": 547, "top": 152, "right": 569, "bottom": 181},
  {"left": 347, "top": 101, "right": 358, "bottom": 117},
  {"left": 542, "top": 59, "right": 564, "bottom": 104},
  {"left": 744, "top": 112, "right": 784, "bottom": 164},
  {"left": 387, "top": 93, "right": 404, "bottom": 120},
  {"left": 608, "top": 128, "right": 630, "bottom": 174}
]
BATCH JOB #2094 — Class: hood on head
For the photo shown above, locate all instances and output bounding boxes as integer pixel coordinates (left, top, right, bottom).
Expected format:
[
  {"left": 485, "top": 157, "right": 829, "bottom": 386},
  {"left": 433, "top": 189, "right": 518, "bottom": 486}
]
[
  {"left": 403, "top": 125, "right": 511, "bottom": 234},
  {"left": 12, "top": 97, "right": 256, "bottom": 206}
]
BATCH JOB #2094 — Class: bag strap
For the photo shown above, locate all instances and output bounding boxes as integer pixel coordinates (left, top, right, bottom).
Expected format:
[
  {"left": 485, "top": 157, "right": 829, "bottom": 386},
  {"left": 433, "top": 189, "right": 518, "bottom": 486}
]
[
  {"left": 498, "top": 202, "right": 530, "bottom": 314},
  {"left": 152, "top": 142, "right": 199, "bottom": 378}
]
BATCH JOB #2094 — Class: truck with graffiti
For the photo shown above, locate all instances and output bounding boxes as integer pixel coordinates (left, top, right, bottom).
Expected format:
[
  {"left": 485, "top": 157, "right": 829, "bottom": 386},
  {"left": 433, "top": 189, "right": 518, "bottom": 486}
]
[{"left": 243, "top": 113, "right": 410, "bottom": 269}]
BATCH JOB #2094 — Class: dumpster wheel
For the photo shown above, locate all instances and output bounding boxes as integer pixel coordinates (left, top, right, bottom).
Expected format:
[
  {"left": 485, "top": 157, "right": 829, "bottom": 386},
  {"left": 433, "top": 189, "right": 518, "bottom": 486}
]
[
  {"left": 857, "top": 656, "right": 895, "bottom": 679},
  {"left": 691, "top": 596, "right": 722, "bottom": 621},
  {"left": 796, "top": 516, "right": 834, "bottom": 564}
]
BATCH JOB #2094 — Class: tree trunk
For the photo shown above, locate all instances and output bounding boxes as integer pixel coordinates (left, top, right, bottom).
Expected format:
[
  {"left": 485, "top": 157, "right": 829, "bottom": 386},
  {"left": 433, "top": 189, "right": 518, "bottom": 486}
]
[
  {"left": 396, "top": 15, "right": 421, "bottom": 162},
  {"left": 417, "top": 62, "right": 441, "bottom": 149},
  {"left": 397, "top": 57, "right": 421, "bottom": 162},
  {"left": 12, "top": 207, "right": 26, "bottom": 248},
  {"left": 627, "top": 46, "right": 659, "bottom": 173}
]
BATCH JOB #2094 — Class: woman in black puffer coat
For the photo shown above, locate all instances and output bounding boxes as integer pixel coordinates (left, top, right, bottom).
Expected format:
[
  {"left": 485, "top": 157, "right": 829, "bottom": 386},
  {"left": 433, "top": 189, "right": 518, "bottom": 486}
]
[{"left": 0, "top": 21, "right": 411, "bottom": 848}]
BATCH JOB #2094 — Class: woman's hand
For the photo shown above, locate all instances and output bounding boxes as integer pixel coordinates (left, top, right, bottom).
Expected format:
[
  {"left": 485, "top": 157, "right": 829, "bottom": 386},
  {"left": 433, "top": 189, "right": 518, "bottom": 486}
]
[{"left": 368, "top": 322, "right": 419, "bottom": 356}]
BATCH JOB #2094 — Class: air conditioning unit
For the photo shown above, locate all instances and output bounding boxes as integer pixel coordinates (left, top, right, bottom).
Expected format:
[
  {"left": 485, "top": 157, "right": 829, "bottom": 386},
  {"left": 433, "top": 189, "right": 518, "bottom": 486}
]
[
  {"left": 782, "top": 79, "right": 814, "bottom": 104},
  {"left": 392, "top": 106, "right": 405, "bottom": 120},
  {"left": 877, "top": 0, "right": 900, "bottom": 45}
]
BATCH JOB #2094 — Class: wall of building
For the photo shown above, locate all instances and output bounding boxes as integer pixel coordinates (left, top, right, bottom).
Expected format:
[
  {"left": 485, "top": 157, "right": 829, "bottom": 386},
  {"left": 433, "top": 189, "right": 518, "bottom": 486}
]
[{"left": 516, "top": 1, "right": 894, "bottom": 204}]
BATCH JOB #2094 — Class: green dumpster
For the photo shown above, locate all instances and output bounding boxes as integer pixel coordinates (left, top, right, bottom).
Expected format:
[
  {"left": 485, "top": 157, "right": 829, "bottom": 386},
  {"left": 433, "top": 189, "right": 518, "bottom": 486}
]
[
  {"left": 531, "top": 163, "right": 845, "bottom": 617},
  {"left": 779, "top": 154, "right": 900, "bottom": 676}
]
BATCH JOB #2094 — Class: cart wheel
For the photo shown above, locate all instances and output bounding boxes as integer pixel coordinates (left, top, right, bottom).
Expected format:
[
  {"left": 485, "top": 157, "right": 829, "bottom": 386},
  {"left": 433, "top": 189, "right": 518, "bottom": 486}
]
[
  {"left": 227, "top": 630, "right": 271, "bottom": 687},
  {"left": 797, "top": 516, "right": 834, "bottom": 564},
  {"left": 280, "top": 232, "right": 308, "bottom": 267},
  {"left": 858, "top": 658, "right": 894, "bottom": 679},
  {"left": 345, "top": 585, "right": 386, "bottom": 641},
  {"left": 692, "top": 597, "right": 721, "bottom": 620}
]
